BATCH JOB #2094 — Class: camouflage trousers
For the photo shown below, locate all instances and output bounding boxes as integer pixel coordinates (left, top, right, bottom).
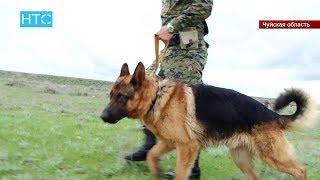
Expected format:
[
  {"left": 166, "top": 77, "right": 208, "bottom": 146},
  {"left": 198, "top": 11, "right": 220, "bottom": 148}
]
[{"left": 158, "top": 40, "right": 208, "bottom": 85}]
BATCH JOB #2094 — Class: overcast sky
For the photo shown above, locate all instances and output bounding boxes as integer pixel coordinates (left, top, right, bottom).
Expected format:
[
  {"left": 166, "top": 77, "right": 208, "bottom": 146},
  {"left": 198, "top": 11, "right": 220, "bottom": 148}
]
[{"left": 0, "top": 0, "right": 319, "bottom": 100}]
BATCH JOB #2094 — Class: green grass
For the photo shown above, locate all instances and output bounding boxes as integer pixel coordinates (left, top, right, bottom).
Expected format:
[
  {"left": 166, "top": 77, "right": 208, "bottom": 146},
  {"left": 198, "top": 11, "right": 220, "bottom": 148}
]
[{"left": 0, "top": 70, "right": 319, "bottom": 179}]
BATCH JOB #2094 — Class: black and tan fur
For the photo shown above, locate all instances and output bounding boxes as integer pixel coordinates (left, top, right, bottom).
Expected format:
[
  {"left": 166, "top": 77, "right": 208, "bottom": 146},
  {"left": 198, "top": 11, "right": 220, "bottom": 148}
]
[{"left": 100, "top": 62, "right": 318, "bottom": 180}]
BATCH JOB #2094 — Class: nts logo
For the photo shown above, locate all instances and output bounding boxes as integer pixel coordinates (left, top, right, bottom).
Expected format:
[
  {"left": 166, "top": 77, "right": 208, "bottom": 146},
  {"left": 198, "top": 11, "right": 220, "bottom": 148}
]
[{"left": 20, "top": 11, "right": 52, "bottom": 27}]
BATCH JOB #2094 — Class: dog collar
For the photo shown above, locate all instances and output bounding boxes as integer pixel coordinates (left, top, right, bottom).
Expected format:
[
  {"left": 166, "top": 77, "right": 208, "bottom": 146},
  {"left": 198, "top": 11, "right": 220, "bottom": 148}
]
[{"left": 146, "top": 78, "right": 161, "bottom": 115}]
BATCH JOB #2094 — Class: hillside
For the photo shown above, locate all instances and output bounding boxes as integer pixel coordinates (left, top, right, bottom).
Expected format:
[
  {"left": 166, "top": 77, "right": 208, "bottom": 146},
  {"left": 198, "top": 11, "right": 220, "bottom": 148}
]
[{"left": 0, "top": 70, "right": 319, "bottom": 179}]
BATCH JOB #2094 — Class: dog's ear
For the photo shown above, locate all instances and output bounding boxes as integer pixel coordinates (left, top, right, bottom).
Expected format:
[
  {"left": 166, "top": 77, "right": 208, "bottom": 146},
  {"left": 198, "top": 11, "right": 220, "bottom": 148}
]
[
  {"left": 120, "top": 63, "right": 130, "bottom": 77},
  {"left": 131, "top": 62, "right": 145, "bottom": 87}
]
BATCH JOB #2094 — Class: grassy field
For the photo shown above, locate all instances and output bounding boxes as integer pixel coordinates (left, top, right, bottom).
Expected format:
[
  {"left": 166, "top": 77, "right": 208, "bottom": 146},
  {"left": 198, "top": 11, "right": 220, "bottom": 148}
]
[{"left": 0, "top": 70, "right": 319, "bottom": 180}]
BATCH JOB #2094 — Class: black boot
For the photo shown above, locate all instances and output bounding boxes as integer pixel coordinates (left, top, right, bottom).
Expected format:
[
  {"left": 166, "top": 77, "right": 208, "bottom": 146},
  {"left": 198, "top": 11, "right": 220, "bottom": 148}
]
[
  {"left": 125, "top": 127, "right": 156, "bottom": 161},
  {"left": 164, "top": 154, "right": 201, "bottom": 179}
]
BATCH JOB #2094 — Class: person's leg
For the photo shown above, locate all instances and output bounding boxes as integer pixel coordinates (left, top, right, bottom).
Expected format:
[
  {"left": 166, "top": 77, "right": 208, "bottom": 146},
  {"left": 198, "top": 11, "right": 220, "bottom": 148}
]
[
  {"left": 191, "top": 155, "right": 201, "bottom": 177},
  {"left": 159, "top": 40, "right": 208, "bottom": 85},
  {"left": 125, "top": 127, "right": 156, "bottom": 161}
]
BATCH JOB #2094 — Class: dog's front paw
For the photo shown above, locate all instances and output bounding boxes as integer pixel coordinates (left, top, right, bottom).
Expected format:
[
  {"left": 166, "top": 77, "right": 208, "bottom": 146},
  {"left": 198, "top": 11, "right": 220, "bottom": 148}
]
[{"left": 150, "top": 166, "right": 161, "bottom": 177}]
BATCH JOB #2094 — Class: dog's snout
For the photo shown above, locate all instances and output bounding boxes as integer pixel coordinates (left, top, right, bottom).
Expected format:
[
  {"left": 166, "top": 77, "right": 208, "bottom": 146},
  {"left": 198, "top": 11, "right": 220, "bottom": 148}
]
[
  {"left": 100, "top": 113, "right": 106, "bottom": 120},
  {"left": 100, "top": 109, "right": 111, "bottom": 122},
  {"left": 100, "top": 105, "right": 127, "bottom": 124}
]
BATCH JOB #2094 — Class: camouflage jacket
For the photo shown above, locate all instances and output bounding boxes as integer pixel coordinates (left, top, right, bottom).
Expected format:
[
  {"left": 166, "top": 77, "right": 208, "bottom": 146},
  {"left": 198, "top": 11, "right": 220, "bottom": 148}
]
[
  {"left": 146, "top": 0, "right": 213, "bottom": 80},
  {"left": 161, "top": 0, "right": 213, "bottom": 34}
]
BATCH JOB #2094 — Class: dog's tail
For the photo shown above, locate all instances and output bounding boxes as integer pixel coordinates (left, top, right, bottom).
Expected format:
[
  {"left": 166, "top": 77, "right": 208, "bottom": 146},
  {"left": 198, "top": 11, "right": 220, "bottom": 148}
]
[{"left": 274, "top": 88, "right": 318, "bottom": 129}]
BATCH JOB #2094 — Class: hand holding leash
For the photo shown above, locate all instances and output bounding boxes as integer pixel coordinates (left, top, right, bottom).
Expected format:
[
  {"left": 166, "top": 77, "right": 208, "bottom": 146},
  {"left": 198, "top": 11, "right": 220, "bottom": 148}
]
[{"left": 147, "top": 34, "right": 168, "bottom": 76}]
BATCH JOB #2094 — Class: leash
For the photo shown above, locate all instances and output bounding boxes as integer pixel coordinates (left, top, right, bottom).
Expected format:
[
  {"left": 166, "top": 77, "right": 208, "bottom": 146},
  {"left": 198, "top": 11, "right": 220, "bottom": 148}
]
[
  {"left": 150, "top": 34, "right": 169, "bottom": 75},
  {"left": 146, "top": 34, "right": 170, "bottom": 115},
  {"left": 154, "top": 34, "right": 160, "bottom": 70}
]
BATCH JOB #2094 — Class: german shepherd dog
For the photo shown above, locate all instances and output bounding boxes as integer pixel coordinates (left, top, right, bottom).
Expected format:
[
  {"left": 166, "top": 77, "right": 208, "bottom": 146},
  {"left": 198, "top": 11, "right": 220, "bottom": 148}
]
[{"left": 100, "top": 62, "right": 317, "bottom": 180}]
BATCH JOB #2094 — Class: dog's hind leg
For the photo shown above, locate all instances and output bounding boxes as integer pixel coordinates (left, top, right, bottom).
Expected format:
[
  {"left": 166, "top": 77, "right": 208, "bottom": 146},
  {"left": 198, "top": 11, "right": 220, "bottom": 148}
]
[
  {"left": 229, "top": 146, "right": 259, "bottom": 180},
  {"left": 174, "top": 141, "right": 200, "bottom": 180},
  {"left": 147, "top": 140, "right": 174, "bottom": 178},
  {"left": 253, "top": 129, "right": 306, "bottom": 180}
]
